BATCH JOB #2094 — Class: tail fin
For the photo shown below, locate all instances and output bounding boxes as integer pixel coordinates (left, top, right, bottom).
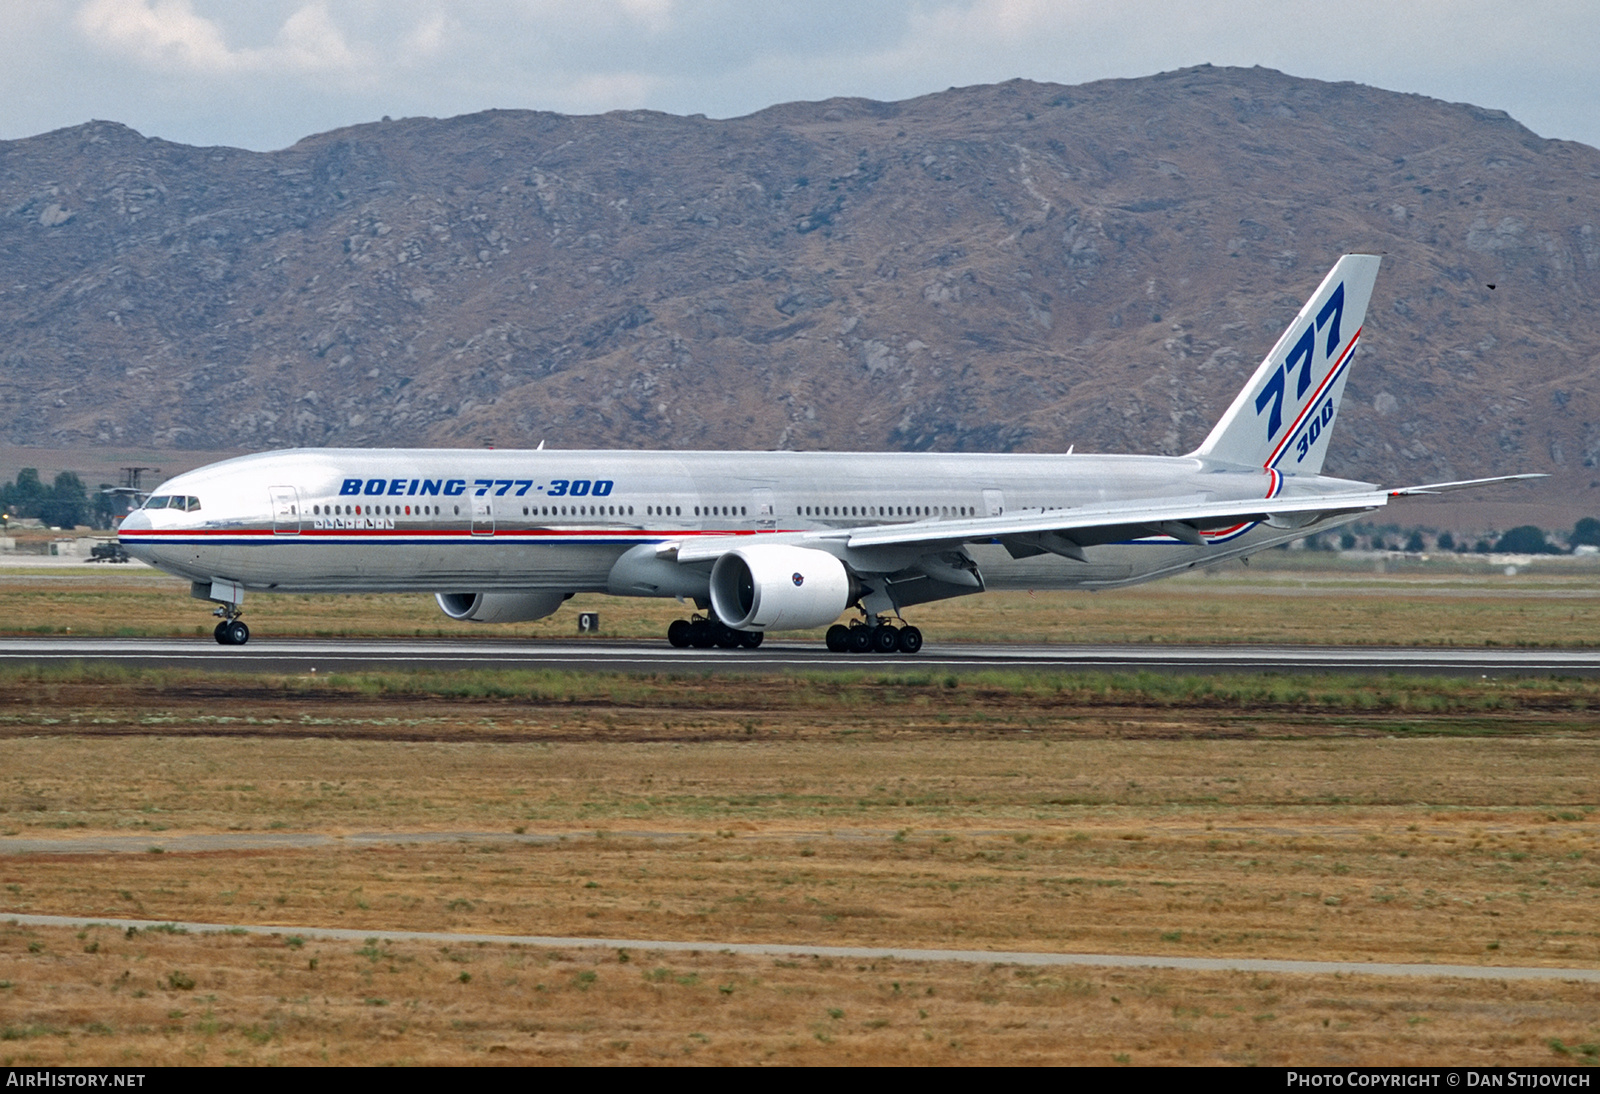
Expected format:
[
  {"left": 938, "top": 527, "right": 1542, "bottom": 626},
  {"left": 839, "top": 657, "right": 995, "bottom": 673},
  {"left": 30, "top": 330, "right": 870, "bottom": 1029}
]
[{"left": 1193, "top": 254, "right": 1381, "bottom": 474}]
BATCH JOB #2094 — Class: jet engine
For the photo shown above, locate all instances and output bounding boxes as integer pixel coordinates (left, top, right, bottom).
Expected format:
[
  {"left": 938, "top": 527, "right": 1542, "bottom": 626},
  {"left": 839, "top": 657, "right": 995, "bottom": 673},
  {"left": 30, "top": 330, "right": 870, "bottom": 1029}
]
[
  {"left": 435, "top": 590, "right": 571, "bottom": 624},
  {"left": 709, "top": 545, "right": 852, "bottom": 631}
]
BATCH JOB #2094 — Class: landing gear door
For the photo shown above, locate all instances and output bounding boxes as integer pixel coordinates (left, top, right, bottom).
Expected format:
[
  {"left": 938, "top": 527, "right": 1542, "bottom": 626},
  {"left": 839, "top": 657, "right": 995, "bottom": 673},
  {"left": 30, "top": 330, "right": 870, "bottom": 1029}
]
[
  {"left": 471, "top": 495, "right": 494, "bottom": 537},
  {"left": 270, "top": 486, "right": 301, "bottom": 535},
  {"left": 752, "top": 488, "right": 776, "bottom": 532}
]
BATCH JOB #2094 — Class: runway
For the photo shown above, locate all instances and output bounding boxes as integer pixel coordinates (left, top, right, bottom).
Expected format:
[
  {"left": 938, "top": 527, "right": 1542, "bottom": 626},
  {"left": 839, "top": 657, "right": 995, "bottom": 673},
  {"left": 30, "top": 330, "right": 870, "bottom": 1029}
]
[{"left": 1, "top": 635, "right": 1597, "bottom": 675}]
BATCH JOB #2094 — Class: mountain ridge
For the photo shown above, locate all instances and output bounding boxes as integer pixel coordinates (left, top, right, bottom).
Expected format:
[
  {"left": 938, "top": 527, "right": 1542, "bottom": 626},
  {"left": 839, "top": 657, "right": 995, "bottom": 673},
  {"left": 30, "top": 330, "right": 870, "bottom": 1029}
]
[{"left": 1, "top": 65, "right": 1596, "bottom": 518}]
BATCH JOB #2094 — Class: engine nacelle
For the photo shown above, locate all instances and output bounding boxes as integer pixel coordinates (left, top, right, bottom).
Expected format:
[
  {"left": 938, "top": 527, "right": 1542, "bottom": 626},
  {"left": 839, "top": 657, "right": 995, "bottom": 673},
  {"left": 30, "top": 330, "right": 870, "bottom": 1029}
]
[
  {"left": 435, "top": 590, "right": 571, "bottom": 624},
  {"left": 709, "top": 545, "right": 852, "bottom": 631}
]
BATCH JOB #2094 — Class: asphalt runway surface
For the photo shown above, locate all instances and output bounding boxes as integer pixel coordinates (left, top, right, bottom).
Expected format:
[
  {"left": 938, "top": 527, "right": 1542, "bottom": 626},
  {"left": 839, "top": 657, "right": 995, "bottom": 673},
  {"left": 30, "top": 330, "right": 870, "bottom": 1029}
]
[{"left": 2, "top": 636, "right": 1599, "bottom": 675}]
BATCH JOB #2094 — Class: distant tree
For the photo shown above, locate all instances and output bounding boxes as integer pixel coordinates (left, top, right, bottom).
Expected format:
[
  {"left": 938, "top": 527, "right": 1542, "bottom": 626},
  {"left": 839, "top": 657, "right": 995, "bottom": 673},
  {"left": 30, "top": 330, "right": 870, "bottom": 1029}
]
[
  {"left": 3, "top": 468, "right": 46, "bottom": 517},
  {"left": 1371, "top": 534, "right": 1390, "bottom": 551},
  {"left": 1494, "top": 525, "right": 1558, "bottom": 554},
  {"left": 1437, "top": 531, "right": 1456, "bottom": 552},
  {"left": 40, "top": 472, "right": 87, "bottom": 528},
  {"left": 1572, "top": 517, "right": 1600, "bottom": 548},
  {"left": 1405, "top": 531, "right": 1426, "bottom": 553},
  {"left": 1474, "top": 539, "right": 1492, "bottom": 554},
  {"left": 1339, "top": 532, "right": 1356, "bottom": 550}
]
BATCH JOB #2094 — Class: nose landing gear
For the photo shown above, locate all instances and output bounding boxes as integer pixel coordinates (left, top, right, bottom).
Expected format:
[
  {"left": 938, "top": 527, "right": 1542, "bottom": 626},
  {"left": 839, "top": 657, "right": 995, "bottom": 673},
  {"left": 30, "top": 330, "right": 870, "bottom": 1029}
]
[{"left": 212, "top": 606, "right": 250, "bottom": 645}]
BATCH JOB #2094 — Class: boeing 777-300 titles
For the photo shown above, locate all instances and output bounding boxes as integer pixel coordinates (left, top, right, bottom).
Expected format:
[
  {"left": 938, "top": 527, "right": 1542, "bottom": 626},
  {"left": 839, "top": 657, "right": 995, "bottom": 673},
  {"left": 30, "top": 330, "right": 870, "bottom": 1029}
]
[{"left": 117, "top": 254, "right": 1538, "bottom": 651}]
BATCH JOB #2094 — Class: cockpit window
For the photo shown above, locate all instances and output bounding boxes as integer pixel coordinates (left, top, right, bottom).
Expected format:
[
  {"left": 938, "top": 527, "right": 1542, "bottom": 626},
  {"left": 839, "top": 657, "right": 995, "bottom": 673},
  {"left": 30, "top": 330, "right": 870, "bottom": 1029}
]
[{"left": 143, "top": 495, "right": 200, "bottom": 511}]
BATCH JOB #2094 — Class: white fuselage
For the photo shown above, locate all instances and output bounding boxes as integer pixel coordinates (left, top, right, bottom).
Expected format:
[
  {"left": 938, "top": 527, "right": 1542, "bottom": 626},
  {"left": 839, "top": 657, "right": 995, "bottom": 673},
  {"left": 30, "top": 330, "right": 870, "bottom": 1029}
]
[{"left": 117, "top": 446, "right": 1369, "bottom": 600}]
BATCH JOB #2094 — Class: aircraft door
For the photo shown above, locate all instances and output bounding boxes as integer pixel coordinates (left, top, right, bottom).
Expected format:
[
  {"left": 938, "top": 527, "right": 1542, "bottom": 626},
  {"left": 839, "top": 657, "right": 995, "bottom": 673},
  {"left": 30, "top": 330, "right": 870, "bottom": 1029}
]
[
  {"left": 270, "top": 486, "right": 301, "bottom": 534},
  {"left": 471, "top": 495, "right": 494, "bottom": 536},
  {"left": 752, "top": 488, "right": 776, "bottom": 531},
  {"left": 982, "top": 489, "right": 1005, "bottom": 517}
]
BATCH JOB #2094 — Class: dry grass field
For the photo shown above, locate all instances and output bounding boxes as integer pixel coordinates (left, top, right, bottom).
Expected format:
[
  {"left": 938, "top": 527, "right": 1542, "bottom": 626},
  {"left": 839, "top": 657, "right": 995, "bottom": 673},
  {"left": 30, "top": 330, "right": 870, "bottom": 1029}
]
[
  {"left": 6, "top": 920, "right": 1598, "bottom": 1066},
  {"left": 1, "top": 665, "right": 1598, "bottom": 1066},
  {"left": 3, "top": 551, "right": 1600, "bottom": 646},
  {"left": 1, "top": 560, "right": 1598, "bottom": 1064}
]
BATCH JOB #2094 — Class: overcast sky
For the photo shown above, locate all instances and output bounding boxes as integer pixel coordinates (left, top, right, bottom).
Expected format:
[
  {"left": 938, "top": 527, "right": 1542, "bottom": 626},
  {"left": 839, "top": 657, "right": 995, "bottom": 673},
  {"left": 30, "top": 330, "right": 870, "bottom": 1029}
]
[{"left": 1, "top": 0, "right": 1597, "bottom": 152}]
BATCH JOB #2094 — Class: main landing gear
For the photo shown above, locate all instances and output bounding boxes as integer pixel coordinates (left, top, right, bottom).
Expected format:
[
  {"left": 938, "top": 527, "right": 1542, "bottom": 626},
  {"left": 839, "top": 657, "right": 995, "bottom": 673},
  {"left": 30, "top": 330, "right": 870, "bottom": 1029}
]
[
  {"left": 663, "top": 613, "right": 923, "bottom": 655},
  {"left": 212, "top": 605, "right": 250, "bottom": 645},
  {"left": 666, "top": 615, "right": 764, "bottom": 650},
  {"left": 825, "top": 617, "right": 922, "bottom": 655}
]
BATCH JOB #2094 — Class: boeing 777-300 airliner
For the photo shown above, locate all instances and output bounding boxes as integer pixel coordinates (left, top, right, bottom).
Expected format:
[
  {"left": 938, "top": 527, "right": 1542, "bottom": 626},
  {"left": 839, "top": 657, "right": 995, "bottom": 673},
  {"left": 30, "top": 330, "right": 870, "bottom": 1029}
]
[{"left": 117, "top": 254, "right": 1538, "bottom": 651}]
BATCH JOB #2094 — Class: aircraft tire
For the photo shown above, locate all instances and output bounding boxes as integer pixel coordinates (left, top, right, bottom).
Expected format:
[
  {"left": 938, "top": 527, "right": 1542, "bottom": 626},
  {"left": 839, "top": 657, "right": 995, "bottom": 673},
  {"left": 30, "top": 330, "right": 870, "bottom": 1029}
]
[
  {"left": 847, "top": 626, "right": 873, "bottom": 654},
  {"left": 667, "top": 619, "right": 693, "bottom": 648},
  {"left": 213, "top": 621, "right": 230, "bottom": 645},
  {"left": 739, "top": 630, "right": 764, "bottom": 649},
  {"left": 896, "top": 626, "right": 923, "bottom": 654},
  {"left": 689, "top": 620, "right": 716, "bottom": 648},
  {"left": 714, "top": 623, "right": 741, "bottom": 649},
  {"left": 870, "top": 625, "right": 900, "bottom": 653},
  {"left": 825, "top": 624, "right": 851, "bottom": 652},
  {"left": 225, "top": 621, "right": 250, "bottom": 646}
]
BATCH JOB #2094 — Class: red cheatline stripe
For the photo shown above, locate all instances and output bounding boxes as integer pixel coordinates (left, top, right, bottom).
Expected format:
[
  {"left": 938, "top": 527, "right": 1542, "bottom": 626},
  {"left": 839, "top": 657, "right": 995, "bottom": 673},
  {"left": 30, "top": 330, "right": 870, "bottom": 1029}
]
[{"left": 1265, "top": 328, "right": 1361, "bottom": 469}]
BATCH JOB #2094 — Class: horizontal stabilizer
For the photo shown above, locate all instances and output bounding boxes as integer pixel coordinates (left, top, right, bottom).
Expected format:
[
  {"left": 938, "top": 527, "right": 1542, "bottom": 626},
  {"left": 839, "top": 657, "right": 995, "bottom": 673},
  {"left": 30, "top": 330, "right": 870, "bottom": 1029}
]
[{"left": 1389, "top": 474, "right": 1548, "bottom": 496}]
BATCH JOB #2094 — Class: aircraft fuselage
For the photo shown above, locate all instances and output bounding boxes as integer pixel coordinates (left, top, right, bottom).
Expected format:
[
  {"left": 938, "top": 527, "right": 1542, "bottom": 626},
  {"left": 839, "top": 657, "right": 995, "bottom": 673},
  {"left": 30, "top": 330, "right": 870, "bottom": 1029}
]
[{"left": 117, "top": 446, "right": 1371, "bottom": 596}]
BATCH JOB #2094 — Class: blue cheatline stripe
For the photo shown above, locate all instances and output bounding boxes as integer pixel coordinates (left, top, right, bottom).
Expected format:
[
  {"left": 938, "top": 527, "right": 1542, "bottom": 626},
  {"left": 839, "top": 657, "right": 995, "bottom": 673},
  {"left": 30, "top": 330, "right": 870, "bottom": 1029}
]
[{"left": 1267, "top": 329, "right": 1361, "bottom": 471}]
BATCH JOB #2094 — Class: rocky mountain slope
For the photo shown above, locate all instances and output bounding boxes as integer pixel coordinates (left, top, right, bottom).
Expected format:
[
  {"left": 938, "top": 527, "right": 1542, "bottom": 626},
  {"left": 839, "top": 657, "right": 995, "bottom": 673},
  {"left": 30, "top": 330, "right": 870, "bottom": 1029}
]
[{"left": 2, "top": 65, "right": 1597, "bottom": 506}]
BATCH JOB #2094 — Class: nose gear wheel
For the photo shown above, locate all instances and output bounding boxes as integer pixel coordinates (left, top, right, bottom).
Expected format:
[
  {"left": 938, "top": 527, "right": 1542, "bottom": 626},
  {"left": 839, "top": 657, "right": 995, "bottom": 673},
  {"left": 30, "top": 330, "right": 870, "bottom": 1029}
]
[{"left": 210, "top": 604, "right": 250, "bottom": 645}]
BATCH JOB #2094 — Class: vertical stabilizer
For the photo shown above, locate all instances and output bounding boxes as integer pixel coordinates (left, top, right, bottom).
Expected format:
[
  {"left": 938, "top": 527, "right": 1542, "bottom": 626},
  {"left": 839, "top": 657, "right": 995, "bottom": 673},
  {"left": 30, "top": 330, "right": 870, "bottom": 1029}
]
[{"left": 1193, "top": 254, "right": 1381, "bottom": 474}]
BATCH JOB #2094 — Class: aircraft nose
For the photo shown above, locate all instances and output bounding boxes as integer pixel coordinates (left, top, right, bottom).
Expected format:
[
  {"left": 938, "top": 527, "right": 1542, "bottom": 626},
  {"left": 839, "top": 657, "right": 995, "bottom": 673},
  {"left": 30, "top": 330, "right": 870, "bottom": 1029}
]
[
  {"left": 116, "top": 509, "right": 158, "bottom": 564},
  {"left": 118, "top": 509, "right": 152, "bottom": 535}
]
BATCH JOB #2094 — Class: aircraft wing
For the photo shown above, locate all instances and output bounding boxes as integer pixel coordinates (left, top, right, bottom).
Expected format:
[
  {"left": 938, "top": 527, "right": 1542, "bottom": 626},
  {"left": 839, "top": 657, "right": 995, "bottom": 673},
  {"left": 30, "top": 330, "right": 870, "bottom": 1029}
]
[
  {"left": 831, "top": 489, "right": 1390, "bottom": 551},
  {"left": 668, "top": 488, "right": 1386, "bottom": 564},
  {"left": 666, "top": 474, "right": 1544, "bottom": 565},
  {"left": 842, "top": 473, "right": 1548, "bottom": 550}
]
